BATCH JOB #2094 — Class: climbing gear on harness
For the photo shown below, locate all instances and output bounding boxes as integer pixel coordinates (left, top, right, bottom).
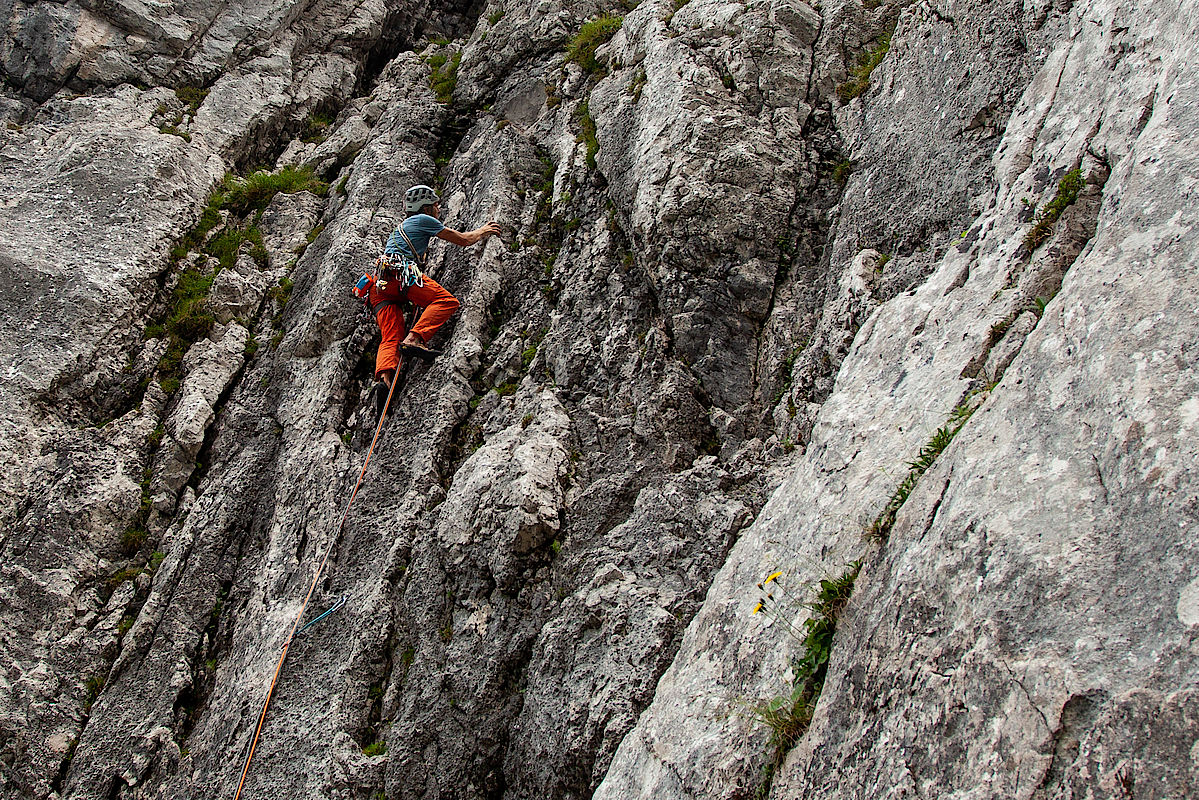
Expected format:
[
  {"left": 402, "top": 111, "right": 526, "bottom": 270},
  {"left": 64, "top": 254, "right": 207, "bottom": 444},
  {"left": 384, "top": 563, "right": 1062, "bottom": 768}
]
[
  {"left": 404, "top": 184, "right": 439, "bottom": 214},
  {"left": 231, "top": 314, "right": 417, "bottom": 799},
  {"left": 352, "top": 225, "right": 429, "bottom": 321},
  {"left": 376, "top": 252, "right": 424, "bottom": 292}
]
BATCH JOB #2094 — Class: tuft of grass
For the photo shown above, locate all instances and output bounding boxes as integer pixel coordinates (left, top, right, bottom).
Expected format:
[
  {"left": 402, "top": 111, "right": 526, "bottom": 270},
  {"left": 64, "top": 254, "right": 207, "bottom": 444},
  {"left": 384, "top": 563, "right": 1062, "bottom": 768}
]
[
  {"left": 170, "top": 192, "right": 223, "bottom": 262},
  {"left": 400, "top": 646, "right": 416, "bottom": 677},
  {"left": 494, "top": 380, "right": 519, "bottom": 397},
  {"left": 362, "top": 741, "right": 387, "bottom": 757},
  {"left": 574, "top": 101, "right": 599, "bottom": 169},
  {"left": 108, "top": 566, "right": 141, "bottom": 588},
  {"left": 220, "top": 166, "right": 329, "bottom": 216},
  {"left": 175, "top": 87, "right": 209, "bottom": 116},
  {"left": 301, "top": 110, "right": 335, "bottom": 144},
  {"left": 429, "top": 51, "right": 462, "bottom": 104},
  {"left": 147, "top": 424, "right": 166, "bottom": 449},
  {"left": 120, "top": 527, "right": 147, "bottom": 555},
  {"left": 837, "top": 28, "right": 893, "bottom": 102},
  {"left": 567, "top": 15, "right": 623, "bottom": 75},
  {"left": 160, "top": 125, "right": 191, "bottom": 142},
  {"left": 773, "top": 344, "right": 805, "bottom": 404},
  {"left": 488, "top": 7, "right": 505, "bottom": 25},
  {"left": 867, "top": 402, "right": 977, "bottom": 541},
  {"left": 267, "top": 276, "right": 294, "bottom": 306},
  {"left": 83, "top": 675, "right": 106, "bottom": 712},
  {"left": 204, "top": 224, "right": 266, "bottom": 271},
  {"left": 831, "top": 160, "right": 854, "bottom": 185},
  {"left": 168, "top": 267, "right": 217, "bottom": 339},
  {"left": 1022, "top": 168, "right": 1084, "bottom": 252},
  {"left": 628, "top": 66, "right": 647, "bottom": 102},
  {"left": 521, "top": 345, "right": 539, "bottom": 371}
]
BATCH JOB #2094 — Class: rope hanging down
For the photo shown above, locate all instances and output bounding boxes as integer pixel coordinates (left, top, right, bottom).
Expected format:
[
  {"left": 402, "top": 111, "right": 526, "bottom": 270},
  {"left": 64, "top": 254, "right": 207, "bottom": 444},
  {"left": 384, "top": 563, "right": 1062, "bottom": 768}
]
[{"left": 231, "top": 362, "right": 403, "bottom": 800}]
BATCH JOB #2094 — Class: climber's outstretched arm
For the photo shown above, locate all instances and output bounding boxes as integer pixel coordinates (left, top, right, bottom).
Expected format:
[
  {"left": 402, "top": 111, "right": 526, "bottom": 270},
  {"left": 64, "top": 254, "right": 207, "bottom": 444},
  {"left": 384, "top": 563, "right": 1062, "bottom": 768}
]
[{"left": 437, "top": 222, "right": 501, "bottom": 247}]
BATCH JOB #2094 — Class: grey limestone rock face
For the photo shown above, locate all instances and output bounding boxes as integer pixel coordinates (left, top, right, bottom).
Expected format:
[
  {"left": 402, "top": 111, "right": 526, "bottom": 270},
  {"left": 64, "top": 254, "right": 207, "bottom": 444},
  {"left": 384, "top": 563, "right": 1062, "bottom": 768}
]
[
  {"left": 0, "top": 0, "right": 1196, "bottom": 798},
  {"left": 598, "top": 1, "right": 1199, "bottom": 799}
]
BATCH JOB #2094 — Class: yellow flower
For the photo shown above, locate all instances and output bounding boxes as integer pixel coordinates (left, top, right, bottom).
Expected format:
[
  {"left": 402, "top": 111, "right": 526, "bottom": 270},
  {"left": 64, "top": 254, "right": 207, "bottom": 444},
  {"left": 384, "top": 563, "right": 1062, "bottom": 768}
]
[
  {"left": 752, "top": 601, "right": 763, "bottom": 615},
  {"left": 764, "top": 571, "right": 783, "bottom": 585}
]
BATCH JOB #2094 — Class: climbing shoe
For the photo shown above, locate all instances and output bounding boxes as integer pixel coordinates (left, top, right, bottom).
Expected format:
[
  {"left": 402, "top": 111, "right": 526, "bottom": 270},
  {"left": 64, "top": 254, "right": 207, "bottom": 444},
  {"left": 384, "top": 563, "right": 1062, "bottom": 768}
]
[{"left": 400, "top": 342, "right": 442, "bottom": 362}]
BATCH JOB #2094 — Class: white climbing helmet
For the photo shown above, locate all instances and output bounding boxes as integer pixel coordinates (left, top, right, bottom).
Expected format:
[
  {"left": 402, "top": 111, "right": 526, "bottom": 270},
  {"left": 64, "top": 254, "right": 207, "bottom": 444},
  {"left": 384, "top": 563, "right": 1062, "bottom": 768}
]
[{"left": 404, "top": 184, "right": 440, "bottom": 214}]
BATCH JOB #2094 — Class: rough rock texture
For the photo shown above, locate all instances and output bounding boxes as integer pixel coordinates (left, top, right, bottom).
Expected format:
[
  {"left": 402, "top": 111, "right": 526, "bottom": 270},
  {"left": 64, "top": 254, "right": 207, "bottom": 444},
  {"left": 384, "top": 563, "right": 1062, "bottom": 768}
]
[
  {"left": 0, "top": 0, "right": 1196, "bottom": 799},
  {"left": 597, "top": 0, "right": 1199, "bottom": 798}
]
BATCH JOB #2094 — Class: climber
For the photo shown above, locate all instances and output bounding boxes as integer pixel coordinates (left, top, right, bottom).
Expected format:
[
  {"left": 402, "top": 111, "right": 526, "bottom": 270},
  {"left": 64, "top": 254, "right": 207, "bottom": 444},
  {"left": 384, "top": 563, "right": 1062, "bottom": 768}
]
[{"left": 368, "top": 184, "right": 500, "bottom": 412}]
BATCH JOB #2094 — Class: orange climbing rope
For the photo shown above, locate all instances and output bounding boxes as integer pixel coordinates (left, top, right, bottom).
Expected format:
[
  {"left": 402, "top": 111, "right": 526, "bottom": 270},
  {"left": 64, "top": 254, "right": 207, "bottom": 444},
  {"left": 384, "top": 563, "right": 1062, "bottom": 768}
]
[{"left": 231, "top": 363, "right": 403, "bottom": 800}]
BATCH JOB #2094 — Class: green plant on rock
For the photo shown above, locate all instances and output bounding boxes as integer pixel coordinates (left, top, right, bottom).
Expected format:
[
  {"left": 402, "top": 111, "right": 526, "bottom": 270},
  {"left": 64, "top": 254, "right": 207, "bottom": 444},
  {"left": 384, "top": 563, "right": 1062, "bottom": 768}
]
[
  {"left": 837, "top": 27, "right": 894, "bottom": 102},
  {"left": 169, "top": 192, "right": 224, "bottom": 263},
  {"left": 428, "top": 50, "right": 462, "bottom": 104},
  {"left": 220, "top": 166, "right": 329, "bottom": 216},
  {"left": 567, "top": 15, "right": 623, "bottom": 75},
  {"left": 773, "top": 344, "right": 805, "bottom": 404},
  {"left": 267, "top": 276, "right": 294, "bottom": 306},
  {"left": 159, "top": 125, "right": 191, "bottom": 142},
  {"left": 83, "top": 675, "right": 106, "bottom": 712},
  {"left": 867, "top": 401, "right": 978, "bottom": 541},
  {"left": 1022, "top": 168, "right": 1084, "bottom": 252},
  {"left": 748, "top": 562, "right": 862, "bottom": 796},
  {"left": 362, "top": 740, "right": 387, "bottom": 757},
  {"left": 204, "top": 224, "right": 267, "bottom": 270},
  {"left": 175, "top": 87, "right": 209, "bottom": 116},
  {"left": 301, "top": 110, "right": 335, "bottom": 143},
  {"left": 574, "top": 101, "right": 600, "bottom": 169},
  {"left": 831, "top": 159, "right": 854, "bottom": 185},
  {"left": 108, "top": 566, "right": 142, "bottom": 588},
  {"left": 120, "top": 527, "right": 147, "bottom": 555},
  {"left": 628, "top": 66, "right": 648, "bottom": 102}
]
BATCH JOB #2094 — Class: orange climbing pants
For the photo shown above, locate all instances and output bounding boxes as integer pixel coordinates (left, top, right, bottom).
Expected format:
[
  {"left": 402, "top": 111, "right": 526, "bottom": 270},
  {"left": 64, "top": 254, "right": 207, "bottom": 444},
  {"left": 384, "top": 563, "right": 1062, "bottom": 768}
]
[{"left": 370, "top": 275, "right": 460, "bottom": 380}]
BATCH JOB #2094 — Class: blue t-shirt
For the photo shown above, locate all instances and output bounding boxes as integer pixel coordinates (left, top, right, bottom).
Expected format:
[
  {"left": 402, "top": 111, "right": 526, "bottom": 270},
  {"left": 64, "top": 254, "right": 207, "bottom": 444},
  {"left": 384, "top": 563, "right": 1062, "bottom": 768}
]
[{"left": 385, "top": 214, "right": 445, "bottom": 262}]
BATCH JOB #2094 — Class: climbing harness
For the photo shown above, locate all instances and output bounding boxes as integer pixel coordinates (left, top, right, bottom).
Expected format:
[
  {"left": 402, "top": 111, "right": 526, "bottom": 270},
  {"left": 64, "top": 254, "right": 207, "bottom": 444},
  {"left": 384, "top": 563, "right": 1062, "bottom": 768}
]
[
  {"left": 231, "top": 307, "right": 417, "bottom": 799},
  {"left": 353, "top": 225, "right": 428, "bottom": 320}
]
